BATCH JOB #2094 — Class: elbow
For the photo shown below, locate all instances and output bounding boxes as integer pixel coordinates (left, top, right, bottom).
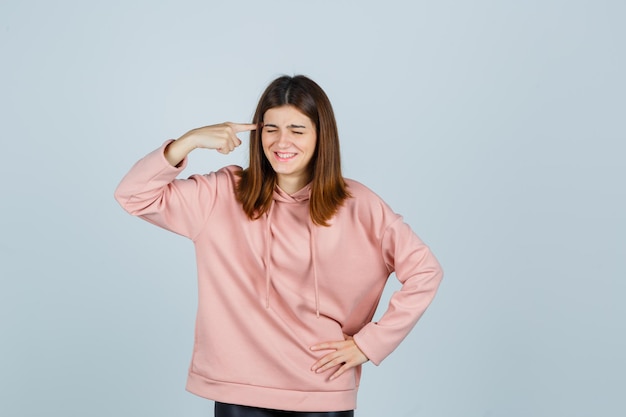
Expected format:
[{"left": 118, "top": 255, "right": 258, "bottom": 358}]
[
  {"left": 113, "top": 184, "right": 132, "bottom": 213},
  {"left": 433, "top": 261, "right": 444, "bottom": 287},
  {"left": 113, "top": 188, "right": 123, "bottom": 206},
  {"left": 429, "top": 250, "right": 444, "bottom": 282}
]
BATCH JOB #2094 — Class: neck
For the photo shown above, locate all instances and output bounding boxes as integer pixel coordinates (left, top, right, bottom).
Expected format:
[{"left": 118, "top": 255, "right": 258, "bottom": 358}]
[{"left": 276, "top": 175, "right": 308, "bottom": 195}]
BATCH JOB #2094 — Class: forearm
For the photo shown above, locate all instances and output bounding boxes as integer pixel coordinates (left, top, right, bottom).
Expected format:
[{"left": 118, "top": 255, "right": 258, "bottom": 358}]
[{"left": 164, "top": 132, "right": 198, "bottom": 167}]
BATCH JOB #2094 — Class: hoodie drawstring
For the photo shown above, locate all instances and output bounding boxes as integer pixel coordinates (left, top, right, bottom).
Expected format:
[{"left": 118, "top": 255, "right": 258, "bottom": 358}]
[
  {"left": 264, "top": 201, "right": 275, "bottom": 310},
  {"left": 309, "top": 220, "right": 320, "bottom": 318}
]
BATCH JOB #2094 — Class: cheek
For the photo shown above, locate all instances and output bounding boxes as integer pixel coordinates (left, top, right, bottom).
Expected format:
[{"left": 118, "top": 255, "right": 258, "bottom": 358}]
[{"left": 261, "top": 133, "right": 275, "bottom": 147}]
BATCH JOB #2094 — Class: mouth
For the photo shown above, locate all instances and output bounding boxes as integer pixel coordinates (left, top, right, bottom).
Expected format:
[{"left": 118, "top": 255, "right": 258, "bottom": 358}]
[{"left": 274, "top": 152, "right": 297, "bottom": 161}]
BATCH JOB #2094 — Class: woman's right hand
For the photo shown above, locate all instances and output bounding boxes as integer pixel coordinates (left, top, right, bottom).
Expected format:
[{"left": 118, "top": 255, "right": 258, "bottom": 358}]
[{"left": 164, "top": 122, "right": 257, "bottom": 167}]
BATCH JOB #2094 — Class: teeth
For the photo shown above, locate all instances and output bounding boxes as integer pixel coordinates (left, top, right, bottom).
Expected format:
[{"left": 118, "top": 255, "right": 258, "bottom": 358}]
[{"left": 277, "top": 152, "right": 296, "bottom": 158}]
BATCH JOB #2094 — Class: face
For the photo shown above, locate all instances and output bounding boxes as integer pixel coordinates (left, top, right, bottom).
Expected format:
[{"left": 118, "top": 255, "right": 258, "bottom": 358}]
[{"left": 261, "top": 105, "right": 317, "bottom": 192}]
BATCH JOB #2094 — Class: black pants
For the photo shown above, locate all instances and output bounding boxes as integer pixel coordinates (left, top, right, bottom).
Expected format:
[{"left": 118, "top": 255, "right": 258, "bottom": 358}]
[{"left": 214, "top": 402, "right": 354, "bottom": 417}]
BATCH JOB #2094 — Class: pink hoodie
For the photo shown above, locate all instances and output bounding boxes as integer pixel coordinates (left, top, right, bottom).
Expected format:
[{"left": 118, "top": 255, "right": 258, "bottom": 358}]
[{"left": 114, "top": 141, "right": 443, "bottom": 412}]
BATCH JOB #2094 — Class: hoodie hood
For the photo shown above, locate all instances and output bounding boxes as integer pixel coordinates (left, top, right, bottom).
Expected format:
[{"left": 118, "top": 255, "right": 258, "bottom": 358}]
[{"left": 272, "top": 183, "right": 311, "bottom": 203}]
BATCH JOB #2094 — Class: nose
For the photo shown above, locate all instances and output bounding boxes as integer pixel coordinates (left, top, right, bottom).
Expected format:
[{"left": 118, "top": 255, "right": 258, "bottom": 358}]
[{"left": 277, "top": 131, "right": 291, "bottom": 148}]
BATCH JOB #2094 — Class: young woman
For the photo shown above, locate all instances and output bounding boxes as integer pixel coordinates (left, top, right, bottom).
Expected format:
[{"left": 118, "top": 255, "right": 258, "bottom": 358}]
[{"left": 114, "top": 75, "right": 443, "bottom": 417}]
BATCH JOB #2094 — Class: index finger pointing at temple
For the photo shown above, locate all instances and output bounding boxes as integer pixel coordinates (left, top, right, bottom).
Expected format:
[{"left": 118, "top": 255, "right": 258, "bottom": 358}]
[{"left": 229, "top": 122, "right": 257, "bottom": 133}]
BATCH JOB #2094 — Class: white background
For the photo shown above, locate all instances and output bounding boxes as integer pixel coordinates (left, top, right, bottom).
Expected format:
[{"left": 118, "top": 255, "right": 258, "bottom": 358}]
[{"left": 1, "top": 1, "right": 624, "bottom": 416}]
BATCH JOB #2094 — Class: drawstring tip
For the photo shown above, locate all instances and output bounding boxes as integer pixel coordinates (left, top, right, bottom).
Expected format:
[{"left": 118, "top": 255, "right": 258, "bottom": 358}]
[{"left": 316, "top": 311, "right": 320, "bottom": 318}]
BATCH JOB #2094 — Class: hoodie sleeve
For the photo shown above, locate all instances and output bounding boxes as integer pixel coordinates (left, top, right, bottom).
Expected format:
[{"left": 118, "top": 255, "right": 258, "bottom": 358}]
[
  {"left": 353, "top": 215, "right": 443, "bottom": 366},
  {"left": 114, "top": 141, "right": 219, "bottom": 240}
]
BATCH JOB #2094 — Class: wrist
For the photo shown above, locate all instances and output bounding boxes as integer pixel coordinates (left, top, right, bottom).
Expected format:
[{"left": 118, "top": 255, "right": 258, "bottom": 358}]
[
  {"left": 164, "top": 134, "right": 195, "bottom": 167},
  {"left": 177, "top": 130, "right": 201, "bottom": 151}
]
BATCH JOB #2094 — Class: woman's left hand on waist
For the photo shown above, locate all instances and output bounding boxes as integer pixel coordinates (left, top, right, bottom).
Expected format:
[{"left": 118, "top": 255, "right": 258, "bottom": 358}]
[{"left": 310, "top": 334, "right": 369, "bottom": 381}]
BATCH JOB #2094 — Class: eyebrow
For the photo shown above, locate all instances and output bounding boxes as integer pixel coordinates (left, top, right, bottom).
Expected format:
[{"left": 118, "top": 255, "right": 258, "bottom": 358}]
[{"left": 263, "top": 123, "right": 307, "bottom": 129}]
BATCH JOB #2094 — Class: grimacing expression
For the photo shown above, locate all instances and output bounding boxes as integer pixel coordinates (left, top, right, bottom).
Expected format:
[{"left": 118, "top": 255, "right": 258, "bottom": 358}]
[{"left": 261, "top": 105, "right": 317, "bottom": 190}]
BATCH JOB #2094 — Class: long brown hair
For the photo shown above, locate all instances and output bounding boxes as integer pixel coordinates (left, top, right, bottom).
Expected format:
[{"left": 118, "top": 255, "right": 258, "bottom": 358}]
[{"left": 236, "top": 75, "right": 350, "bottom": 226}]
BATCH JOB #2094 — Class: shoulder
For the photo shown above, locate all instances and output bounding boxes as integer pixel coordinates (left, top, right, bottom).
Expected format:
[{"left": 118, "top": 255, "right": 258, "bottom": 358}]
[
  {"left": 341, "top": 178, "right": 400, "bottom": 225},
  {"left": 182, "top": 165, "right": 242, "bottom": 197},
  {"left": 344, "top": 178, "right": 387, "bottom": 207},
  {"left": 200, "top": 165, "right": 242, "bottom": 184},
  {"left": 216, "top": 164, "right": 243, "bottom": 176}
]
